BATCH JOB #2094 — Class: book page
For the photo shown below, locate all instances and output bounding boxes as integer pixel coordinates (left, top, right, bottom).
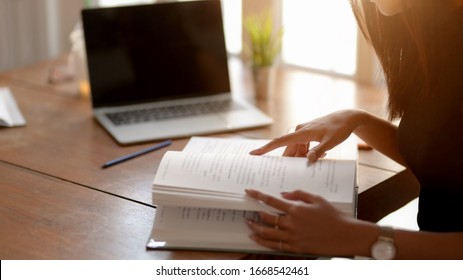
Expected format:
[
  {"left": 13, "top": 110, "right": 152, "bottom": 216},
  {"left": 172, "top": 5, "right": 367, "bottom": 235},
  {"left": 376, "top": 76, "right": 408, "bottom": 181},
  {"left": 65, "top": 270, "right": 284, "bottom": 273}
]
[
  {"left": 153, "top": 206, "right": 258, "bottom": 241},
  {"left": 149, "top": 206, "right": 271, "bottom": 251},
  {"left": 183, "top": 136, "right": 357, "bottom": 160},
  {"left": 183, "top": 136, "right": 284, "bottom": 156},
  {"left": 0, "top": 90, "right": 12, "bottom": 126},
  {"left": 154, "top": 151, "right": 355, "bottom": 203}
]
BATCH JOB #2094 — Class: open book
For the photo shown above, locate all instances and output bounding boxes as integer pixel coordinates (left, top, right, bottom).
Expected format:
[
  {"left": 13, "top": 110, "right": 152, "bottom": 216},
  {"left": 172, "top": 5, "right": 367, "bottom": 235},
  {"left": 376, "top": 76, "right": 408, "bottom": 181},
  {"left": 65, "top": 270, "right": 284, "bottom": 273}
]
[{"left": 147, "top": 136, "right": 358, "bottom": 254}]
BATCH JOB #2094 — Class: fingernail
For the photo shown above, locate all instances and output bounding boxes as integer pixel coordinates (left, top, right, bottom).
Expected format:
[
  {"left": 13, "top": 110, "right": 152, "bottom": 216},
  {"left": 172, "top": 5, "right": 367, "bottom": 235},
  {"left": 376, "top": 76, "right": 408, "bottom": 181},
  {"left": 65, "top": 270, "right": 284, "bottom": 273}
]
[
  {"left": 307, "top": 150, "right": 318, "bottom": 162},
  {"left": 244, "top": 218, "right": 254, "bottom": 227},
  {"left": 245, "top": 189, "right": 256, "bottom": 195}
]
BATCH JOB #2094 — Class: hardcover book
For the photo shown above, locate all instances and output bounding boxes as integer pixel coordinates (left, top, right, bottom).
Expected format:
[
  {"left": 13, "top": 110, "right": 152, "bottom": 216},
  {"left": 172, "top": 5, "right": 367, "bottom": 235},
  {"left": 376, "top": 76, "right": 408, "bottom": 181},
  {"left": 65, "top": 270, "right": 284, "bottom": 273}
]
[{"left": 147, "top": 136, "right": 358, "bottom": 254}]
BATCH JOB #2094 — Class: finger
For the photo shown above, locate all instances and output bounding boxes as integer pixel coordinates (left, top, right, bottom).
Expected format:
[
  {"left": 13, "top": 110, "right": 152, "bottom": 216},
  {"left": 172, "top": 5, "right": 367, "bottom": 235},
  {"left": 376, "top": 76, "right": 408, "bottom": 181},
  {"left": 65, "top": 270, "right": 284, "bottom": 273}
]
[
  {"left": 246, "top": 218, "right": 287, "bottom": 241},
  {"left": 306, "top": 138, "right": 334, "bottom": 162},
  {"left": 295, "top": 143, "right": 308, "bottom": 157},
  {"left": 306, "top": 149, "right": 328, "bottom": 162},
  {"left": 283, "top": 144, "right": 300, "bottom": 157},
  {"left": 284, "top": 143, "right": 307, "bottom": 157},
  {"left": 281, "top": 190, "right": 321, "bottom": 204},
  {"left": 249, "top": 131, "right": 310, "bottom": 155},
  {"left": 245, "top": 189, "right": 291, "bottom": 213},
  {"left": 249, "top": 234, "right": 288, "bottom": 252},
  {"left": 258, "top": 212, "right": 288, "bottom": 229},
  {"left": 282, "top": 144, "right": 298, "bottom": 157}
]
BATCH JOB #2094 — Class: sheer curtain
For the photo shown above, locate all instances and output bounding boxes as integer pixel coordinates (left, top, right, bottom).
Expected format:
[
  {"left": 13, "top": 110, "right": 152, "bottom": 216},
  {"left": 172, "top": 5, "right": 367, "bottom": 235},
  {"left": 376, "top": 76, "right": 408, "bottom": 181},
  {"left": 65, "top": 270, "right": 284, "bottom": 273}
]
[
  {"left": 0, "top": 0, "right": 82, "bottom": 72},
  {"left": 0, "top": 0, "right": 47, "bottom": 71}
]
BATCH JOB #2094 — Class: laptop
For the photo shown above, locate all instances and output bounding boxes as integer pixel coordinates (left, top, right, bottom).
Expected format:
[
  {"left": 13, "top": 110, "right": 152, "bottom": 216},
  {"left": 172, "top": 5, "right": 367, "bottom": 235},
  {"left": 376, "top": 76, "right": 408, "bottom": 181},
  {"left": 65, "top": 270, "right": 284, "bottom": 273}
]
[{"left": 81, "top": 0, "right": 272, "bottom": 145}]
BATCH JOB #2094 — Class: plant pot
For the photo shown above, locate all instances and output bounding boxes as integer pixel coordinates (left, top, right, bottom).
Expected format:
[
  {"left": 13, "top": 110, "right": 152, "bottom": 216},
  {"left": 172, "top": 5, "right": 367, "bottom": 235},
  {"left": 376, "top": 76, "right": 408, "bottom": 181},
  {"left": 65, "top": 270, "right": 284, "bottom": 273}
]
[{"left": 252, "top": 66, "right": 276, "bottom": 100}]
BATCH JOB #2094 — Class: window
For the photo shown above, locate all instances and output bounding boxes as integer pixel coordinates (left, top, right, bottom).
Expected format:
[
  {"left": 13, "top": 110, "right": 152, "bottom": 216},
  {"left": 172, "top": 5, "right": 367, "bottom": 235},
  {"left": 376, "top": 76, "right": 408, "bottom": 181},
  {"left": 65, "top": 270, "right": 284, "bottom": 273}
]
[
  {"left": 281, "top": 1, "right": 358, "bottom": 76},
  {"left": 220, "top": 0, "right": 242, "bottom": 55},
  {"left": 94, "top": 1, "right": 367, "bottom": 81}
]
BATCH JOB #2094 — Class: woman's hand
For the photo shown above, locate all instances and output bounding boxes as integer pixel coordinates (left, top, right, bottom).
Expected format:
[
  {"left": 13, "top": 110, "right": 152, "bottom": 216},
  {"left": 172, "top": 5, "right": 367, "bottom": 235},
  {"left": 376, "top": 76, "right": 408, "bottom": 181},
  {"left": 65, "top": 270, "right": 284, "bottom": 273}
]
[
  {"left": 249, "top": 110, "right": 362, "bottom": 162},
  {"left": 245, "top": 189, "right": 361, "bottom": 257}
]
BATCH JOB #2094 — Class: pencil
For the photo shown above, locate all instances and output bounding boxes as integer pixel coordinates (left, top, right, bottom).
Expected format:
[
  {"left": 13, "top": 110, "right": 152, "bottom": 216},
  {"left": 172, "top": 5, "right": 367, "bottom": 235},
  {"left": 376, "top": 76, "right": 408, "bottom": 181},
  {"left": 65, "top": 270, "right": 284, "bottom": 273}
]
[{"left": 102, "top": 139, "right": 172, "bottom": 168}]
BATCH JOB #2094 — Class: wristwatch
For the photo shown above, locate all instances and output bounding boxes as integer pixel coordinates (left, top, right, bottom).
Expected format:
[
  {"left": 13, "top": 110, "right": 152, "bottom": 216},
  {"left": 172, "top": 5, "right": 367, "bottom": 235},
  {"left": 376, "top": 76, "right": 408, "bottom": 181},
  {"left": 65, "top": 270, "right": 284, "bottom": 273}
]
[{"left": 371, "top": 226, "right": 396, "bottom": 260}]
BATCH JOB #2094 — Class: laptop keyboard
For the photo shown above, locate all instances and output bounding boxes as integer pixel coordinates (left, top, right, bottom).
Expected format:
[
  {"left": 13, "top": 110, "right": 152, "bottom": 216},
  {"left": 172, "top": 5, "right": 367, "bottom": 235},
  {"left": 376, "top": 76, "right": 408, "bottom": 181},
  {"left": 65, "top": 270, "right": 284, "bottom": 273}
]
[{"left": 105, "top": 99, "right": 241, "bottom": 126}]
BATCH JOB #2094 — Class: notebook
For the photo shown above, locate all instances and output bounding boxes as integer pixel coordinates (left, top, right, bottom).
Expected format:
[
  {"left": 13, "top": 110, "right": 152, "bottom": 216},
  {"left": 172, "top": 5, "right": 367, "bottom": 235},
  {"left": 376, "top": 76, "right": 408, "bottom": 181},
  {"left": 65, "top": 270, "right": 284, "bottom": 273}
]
[{"left": 81, "top": 0, "right": 272, "bottom": 145}]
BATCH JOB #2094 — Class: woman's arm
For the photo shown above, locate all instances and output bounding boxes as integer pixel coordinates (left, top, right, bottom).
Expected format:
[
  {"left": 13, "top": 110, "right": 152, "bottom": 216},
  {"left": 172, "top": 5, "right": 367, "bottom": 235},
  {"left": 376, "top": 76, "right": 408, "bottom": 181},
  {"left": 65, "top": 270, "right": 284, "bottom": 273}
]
[
  {"left": 393, "top": 229, "right": 463, "bottom": 259},
  {"left": 250, "top": 109, "right": 406, "bottom": 165},
  {"left": 245, "top": 189, "right": 463, "bottom": 259},
  {"left": 351, "top": 110, "right": 406, "bottom": 165}
]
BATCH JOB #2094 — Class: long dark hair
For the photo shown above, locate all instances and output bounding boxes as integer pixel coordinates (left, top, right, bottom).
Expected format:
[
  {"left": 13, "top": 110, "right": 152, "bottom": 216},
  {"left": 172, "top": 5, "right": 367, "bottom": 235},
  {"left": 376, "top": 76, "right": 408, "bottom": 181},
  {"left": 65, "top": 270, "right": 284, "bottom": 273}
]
[{"left": 350, "top": 0, "right": 459, "bottom": 119}]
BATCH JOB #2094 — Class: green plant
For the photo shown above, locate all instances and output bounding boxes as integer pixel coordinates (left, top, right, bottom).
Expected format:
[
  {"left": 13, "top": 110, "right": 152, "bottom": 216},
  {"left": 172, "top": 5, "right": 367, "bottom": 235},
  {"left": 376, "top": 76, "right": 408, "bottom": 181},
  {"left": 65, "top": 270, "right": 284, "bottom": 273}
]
[
  {"left": 244, "top": 10, "right": 284, "bottom": 68},
  {"left": 84, "top": 0, "right": 93, "bottom": 7}
]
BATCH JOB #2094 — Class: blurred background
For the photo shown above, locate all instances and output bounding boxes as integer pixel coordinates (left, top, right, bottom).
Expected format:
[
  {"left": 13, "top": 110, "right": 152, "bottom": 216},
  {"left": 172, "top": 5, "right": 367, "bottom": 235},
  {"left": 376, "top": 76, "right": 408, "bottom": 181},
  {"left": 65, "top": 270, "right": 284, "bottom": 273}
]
[{"left": 0, "top": 0, "right": 381, "bottom": 86}]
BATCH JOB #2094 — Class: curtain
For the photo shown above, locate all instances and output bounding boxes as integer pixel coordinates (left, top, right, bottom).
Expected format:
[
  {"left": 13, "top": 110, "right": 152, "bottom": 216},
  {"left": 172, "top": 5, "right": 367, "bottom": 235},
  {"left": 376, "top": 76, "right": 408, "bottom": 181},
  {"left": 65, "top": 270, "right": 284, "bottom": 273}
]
[{"left": 0, "top": 0, "right": 82, "bottom": 72}]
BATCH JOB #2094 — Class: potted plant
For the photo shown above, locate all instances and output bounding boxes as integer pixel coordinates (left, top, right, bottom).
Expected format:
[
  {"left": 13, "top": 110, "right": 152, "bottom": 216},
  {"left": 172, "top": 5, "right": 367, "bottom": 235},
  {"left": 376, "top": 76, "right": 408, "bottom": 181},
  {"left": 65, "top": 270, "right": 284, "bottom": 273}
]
[{"left": 244, "top": 10, "right": 283, "bottom": 100}]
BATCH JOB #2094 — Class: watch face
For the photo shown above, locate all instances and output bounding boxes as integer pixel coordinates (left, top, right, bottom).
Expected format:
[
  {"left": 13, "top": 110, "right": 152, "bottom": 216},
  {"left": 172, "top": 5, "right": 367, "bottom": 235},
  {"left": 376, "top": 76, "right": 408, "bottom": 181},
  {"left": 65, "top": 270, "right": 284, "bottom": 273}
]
[{"left": 372, "top": 240, "right": 396, "bottom": 260}]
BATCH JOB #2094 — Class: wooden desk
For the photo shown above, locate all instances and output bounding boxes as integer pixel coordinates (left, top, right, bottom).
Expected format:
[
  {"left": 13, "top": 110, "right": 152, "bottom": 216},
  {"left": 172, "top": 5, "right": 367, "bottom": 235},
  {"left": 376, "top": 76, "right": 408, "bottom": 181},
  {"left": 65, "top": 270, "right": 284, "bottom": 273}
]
[
  {"left": 0, "top": 162, "right": 244, "bottom": 260},
  {"left": 0, "top": 56, "right": 419, "bottom": 259}
]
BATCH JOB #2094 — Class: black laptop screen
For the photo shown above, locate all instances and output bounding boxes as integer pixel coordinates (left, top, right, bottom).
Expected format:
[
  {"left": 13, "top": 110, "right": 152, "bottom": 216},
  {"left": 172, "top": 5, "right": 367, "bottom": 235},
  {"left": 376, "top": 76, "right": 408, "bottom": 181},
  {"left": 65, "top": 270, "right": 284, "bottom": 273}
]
[{"left": 81, "top": 0, "right": 231, "bottom": 108}]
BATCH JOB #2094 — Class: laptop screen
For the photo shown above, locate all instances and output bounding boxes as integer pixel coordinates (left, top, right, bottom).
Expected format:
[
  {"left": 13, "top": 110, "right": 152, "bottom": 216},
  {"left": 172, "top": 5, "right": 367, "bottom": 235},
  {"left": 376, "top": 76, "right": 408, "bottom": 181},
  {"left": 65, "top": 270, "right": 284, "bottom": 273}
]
[{"left": 81, "top": 0, "right": 231, "bottom": 108}]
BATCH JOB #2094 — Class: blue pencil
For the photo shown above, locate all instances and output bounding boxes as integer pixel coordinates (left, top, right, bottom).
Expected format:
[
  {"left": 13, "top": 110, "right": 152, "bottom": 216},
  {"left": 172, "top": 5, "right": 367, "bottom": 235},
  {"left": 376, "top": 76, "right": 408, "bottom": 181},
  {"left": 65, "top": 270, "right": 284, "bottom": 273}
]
[{"left": 102, "top": 140, "right": 172, "bottom": 168}]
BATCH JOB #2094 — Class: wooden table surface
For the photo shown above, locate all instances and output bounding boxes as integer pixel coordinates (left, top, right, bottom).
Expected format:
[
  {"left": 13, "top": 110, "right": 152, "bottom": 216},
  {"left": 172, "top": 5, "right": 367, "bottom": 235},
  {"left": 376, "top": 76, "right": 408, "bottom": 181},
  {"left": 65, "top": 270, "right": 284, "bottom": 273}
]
[{"left": 0, "top": 55, "right": 419, "bottom": 259}]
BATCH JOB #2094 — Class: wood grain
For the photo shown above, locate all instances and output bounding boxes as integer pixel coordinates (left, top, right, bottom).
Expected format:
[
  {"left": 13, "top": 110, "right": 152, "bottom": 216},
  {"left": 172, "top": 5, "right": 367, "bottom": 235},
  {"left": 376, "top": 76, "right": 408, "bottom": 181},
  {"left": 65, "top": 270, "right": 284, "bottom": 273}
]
[{"left": 0, "top": 162, "right": 244, "bottom": 260}]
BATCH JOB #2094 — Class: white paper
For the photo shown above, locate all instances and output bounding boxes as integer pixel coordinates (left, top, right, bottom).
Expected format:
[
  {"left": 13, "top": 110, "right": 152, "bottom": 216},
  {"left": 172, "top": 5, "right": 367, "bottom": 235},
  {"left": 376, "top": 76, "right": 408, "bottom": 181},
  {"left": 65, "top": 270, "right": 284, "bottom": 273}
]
[
  {"left": 0, "top": 93, "right": 12, "bottom": 126},
  {"left": 153, "top": 206, "right": 257, "bottom": 241},
  {"left": 184, "top": 136, "right": 358, "bottom": 160},
  {"left": 156, "top": 152, "right": 347, "bottom": 193},
  {"left": 0, "top": 87, "right": 26, "bottom": 127},
  {"left": 153, "top": 151, "right": 356, "bottom": 213},
  {"left": 183, "top": 136, "right": 285, "bottom": 156},
  {"left": 149, "top": 206, "right": 272, "bottom": 251}
]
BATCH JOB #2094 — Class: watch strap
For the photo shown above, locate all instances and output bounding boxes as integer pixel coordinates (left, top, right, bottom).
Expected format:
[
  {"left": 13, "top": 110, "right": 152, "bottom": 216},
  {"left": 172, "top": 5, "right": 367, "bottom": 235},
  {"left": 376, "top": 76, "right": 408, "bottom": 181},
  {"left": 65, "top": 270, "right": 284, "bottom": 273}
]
[{"left": 378, "top": 226, "right": 394, "bottom": 242}]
